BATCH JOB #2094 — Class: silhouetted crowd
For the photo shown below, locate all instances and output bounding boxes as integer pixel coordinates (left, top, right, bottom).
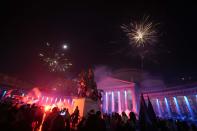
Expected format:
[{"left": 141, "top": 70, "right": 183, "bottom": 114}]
[{"left": 0, "top": 97, "right": 196, "bottom": 131}]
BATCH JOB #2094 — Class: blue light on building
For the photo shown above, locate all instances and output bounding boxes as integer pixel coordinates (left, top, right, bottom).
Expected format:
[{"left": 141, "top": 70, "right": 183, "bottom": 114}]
[
  {"left": 164, "top": 97, "right": 172, "bottom": 117},
  {"left": 196, "top": 95, "right": 197, "bottom": 101},
  {"left": 173, "top": 97, "right": 182, "bottom": 117},
  {"left": 184, "top": 96, "right": 194, "bottom": 119},
  {"left": 2, "top": 90, "right": 7, "bottom": 97},
  {"left": 156, "top": 99, "right": 162, "bottom": 117}
]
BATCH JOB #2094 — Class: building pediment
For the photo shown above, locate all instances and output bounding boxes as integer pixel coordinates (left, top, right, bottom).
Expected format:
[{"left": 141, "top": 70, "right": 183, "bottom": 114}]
[{"left": 97, "top": 77, "right": 134, "bottom": 90}]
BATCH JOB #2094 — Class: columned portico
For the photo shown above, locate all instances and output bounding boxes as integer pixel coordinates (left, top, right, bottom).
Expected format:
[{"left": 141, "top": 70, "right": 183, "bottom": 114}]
[
  {"left": 98, "top": 77, "right": 139, "bottom": 114},
  {"left": 143, "top": 83, "right": 197, "bottom": 119}
]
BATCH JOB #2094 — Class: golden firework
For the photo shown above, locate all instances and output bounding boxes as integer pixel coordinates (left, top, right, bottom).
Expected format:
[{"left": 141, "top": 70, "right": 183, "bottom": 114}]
[{"left": 121, "top": 16, "right": 158, "bottom": 47}]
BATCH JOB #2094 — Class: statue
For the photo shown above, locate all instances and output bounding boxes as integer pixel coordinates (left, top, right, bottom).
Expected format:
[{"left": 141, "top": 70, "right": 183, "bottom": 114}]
[
  {"left": 78, "top": 68, "right": 101, "bottom": 101},
  {"left": 78, "top": 70, "right": 87, "bottom": 97}
]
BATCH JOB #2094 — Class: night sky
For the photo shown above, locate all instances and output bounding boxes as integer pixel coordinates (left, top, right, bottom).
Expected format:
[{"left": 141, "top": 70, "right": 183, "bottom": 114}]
[{"left": 0, "top": 1, "right": 197, "bottom": 85}]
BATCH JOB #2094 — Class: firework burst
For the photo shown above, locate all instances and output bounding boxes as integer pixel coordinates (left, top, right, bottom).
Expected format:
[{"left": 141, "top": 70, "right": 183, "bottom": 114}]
[
  {"left": 121, "top": 16, "right": 158, "bottom": 47},
  {"left": 39, "top": 42, "right": 72, "bottom": 72}
]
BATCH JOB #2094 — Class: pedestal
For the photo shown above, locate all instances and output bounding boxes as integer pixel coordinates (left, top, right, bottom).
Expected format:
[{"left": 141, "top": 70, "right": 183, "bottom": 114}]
[{"left": 72, "top": 98, "right": 100, "bottom": 117}]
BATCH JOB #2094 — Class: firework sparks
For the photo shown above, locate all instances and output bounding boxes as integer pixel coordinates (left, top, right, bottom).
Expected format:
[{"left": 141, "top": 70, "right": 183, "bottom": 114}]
[
  {"left": 121, "top": 16, "right": 158, "bottom": 47},
  {"left": 39, "top": 42, "right": 72, "bottom": 72}
]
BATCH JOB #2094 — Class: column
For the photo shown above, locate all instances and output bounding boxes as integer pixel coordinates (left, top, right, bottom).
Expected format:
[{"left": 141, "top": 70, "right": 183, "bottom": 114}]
[
  {"left": 71, "top": 99, "right": 74, "bottom": 106},
  {"left": 63, "top": 99, "right": 66, "bottom": 103},
  {"left": 124, "top": 90, "right": 128, "bottom": 111},
  {"left": 41, "top": 96, "right": 44, "bottom": 102},
  {"left": 2, "top": 91, "right": 7, "bottom": 97},
  {"left": 51, "top": 97, "right": 53, "bottom": 103},
  {"left": 55, "top": 97, "right": 58, "bottom": 103},
  {"left": 173, "top": 97, "right": 182, "bottom": 117},
  {"left": 112, "top": 91, "right": 115, "bottom": 112},
  {"left": 105, "top": 92, "right": 108, "bottom": 113},
  {"left": 156, "top": 99, "right": 162, "bottom": 117},
  {"left": 184, "top": 96, "right": 194, "bottom": 118},
  {"left": 46, "top": 97, "right": 49, "bottom": 103},
  {"left": 118, "top": 91, "right": 122, "bottom": 114},
  {"left": 196, "top": 95, "right": 197, "bottom": 103},
  {"left": 164, "top": 97, "right": 172, "bottom": 117}
]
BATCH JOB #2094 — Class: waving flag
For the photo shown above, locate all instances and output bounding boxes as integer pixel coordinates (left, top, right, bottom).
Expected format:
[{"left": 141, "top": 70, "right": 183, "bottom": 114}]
[
  {"left": 147, "top": 96, "right": 157, "bottom": 123},
  {"left": 139, "top": 94, "right": 151, "bottom": 130}
]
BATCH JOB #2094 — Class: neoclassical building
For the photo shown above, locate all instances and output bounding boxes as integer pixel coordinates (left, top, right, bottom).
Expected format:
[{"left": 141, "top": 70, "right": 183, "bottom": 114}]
[
  {"left": 143, "top": 83, "right": 197, "bottom": 120},
  {"left": 96, "top": 68, "right": 197, "bottom": 120},
  {"left": 97, "top": 77, "right": 139, "bottom": 114},
  {"left": 96, "top": 68, "right": 163, "bottom": 114}
]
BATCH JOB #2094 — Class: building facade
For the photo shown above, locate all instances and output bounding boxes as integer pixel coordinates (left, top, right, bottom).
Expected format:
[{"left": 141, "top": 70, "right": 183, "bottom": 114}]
[
  {"left": 97, "top": 77, "right": 140, "bottom": 114},
  {"left": 143, "top": 83, "right": 197, "bottom": 120},
  {"left": 96, "top": 68, "right": 197, "bottom": 121}
]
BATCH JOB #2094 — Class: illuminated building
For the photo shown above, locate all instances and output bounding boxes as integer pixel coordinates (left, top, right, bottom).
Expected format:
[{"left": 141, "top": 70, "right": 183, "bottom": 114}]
[
  {"left": 97, "top": 77, "right": 139, "bottom": 114},
  {"left": 97, "top": 68, "right": 197, "bottom": 121},
  {"left": 143, "top": 83, "right": 197, "bottom": 120}
]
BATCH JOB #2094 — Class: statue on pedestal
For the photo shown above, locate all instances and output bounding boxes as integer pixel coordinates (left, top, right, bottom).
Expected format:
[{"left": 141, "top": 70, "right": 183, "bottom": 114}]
[
  {"left": 78, "top": 70, "right": 87, "bottom": 97},
  {"left": 78, "top": 68, "right": 101, "bottom": 101}
]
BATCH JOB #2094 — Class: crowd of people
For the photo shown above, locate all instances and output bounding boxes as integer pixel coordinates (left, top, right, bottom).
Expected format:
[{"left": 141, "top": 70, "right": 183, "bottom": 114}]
[{"left": 0, "top": 97, "right": 196, "bottom": 131}]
